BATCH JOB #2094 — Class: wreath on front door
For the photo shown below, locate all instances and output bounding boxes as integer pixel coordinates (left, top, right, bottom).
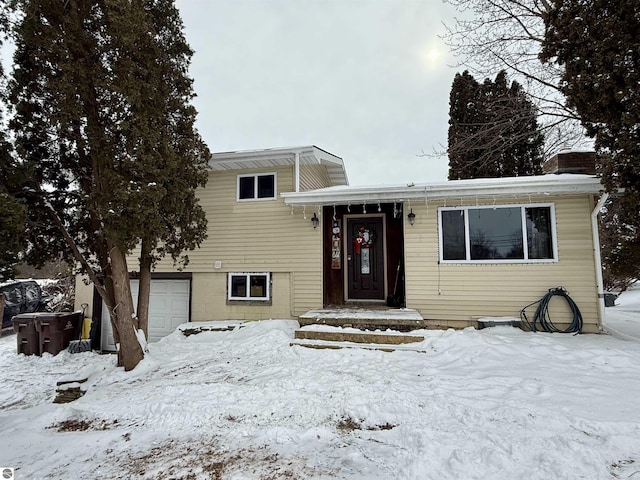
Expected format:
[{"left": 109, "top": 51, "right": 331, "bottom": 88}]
[{"left": 354, "top": 226, "right": 373, "bottom": 254}]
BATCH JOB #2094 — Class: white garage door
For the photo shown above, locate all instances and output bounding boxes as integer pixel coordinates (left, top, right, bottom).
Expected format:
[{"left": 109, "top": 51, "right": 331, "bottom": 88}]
[{"left": 101, "top": 279, "right": 190, "bottom": 351}]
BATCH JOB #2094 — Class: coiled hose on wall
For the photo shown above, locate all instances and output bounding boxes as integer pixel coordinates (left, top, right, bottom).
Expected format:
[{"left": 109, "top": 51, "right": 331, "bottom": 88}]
[{"left": 520, "top": 287, "right": 583, "bottom": 334}]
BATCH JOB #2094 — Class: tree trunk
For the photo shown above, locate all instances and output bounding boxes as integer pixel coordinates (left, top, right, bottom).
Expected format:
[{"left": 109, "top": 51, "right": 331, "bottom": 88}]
[
  {"left": 102, "top": 274, "right": 121, "bottom": 345},
  {"left": 137, "top": 239, "right": 152, "bottom": 341},
  {"left": 109, "top": 243, "right": 144, "bottom": 371},
  {"left": 0, "top": 293, "right": 5, "bottom": 331},
  {"left": 44, "top": 203, "right": 124, "bottom": 346}
]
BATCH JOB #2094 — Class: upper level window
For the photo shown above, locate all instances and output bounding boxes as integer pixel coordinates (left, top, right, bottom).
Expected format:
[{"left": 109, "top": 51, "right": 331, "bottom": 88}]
[
  {"left": 237, "top": 173, "right": 276, "bottom": 201},
  {"left": 439, "top": 204, "right": 557, "bottom": 263}
]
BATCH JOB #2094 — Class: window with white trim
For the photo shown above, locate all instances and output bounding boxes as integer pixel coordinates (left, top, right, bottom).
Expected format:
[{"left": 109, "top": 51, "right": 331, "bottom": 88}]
[
  {"left": 228, "top": 272, "right": 271, "bottom": 301},
  {"left": 439, "top": 204, "right": 557, "bottom": 263},
  {"left": 237, "top": 173, "right": 276, "bottom": 201}
]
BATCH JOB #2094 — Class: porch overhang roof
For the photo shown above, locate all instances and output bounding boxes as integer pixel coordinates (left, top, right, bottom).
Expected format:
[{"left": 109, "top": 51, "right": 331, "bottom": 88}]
[
  {"left": 280, "top": 174, "right": 603, "bottom": 206},
  {"left": 209, "top": 145, "right": 348, "bottom": 186}
]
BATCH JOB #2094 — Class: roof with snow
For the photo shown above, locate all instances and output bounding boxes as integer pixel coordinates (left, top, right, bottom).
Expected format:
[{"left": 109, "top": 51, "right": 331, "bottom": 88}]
[{"left": 281, "top": 174, "right": 603, "bottom": 206}]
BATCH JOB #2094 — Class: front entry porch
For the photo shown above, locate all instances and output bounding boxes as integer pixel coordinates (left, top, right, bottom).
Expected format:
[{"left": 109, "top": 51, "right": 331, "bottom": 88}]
[
  {"left": 299, "top": 306, "right": 425, "bottom": 331},
  {"left": 294, "top": 307, "right": 427, "bottom": 351},
  {"left": 322, "top": 203, "right": 405, "bottom": 307}
]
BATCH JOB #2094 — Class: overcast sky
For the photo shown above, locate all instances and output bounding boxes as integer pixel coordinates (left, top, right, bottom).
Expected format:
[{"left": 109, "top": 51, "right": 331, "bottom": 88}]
[
  {"left": 0, "top": 1, "right": 460, "bottom": 186},
  {"left": 175, "top": 0, "right": 459, "bottom": 186}
]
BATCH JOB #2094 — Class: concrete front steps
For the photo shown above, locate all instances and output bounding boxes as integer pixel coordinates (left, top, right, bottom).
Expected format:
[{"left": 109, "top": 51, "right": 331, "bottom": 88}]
[
  {"left": 291, "top": 324, "right": 427, "bottom": 353},
  {"left": 298, "top": 307, "right": 426, "bottom": 332}
]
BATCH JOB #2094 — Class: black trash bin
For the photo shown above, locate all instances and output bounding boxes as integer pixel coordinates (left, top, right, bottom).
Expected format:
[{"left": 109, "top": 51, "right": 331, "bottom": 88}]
[
  {"left": 604, "top": 293, "right": 617, "bottom": 307},
  {"left": 12, "top": 314, "right": 41, "bottom": 355},
  {"left": 35, "top": 312, "right": 83, "bottom": 355}
]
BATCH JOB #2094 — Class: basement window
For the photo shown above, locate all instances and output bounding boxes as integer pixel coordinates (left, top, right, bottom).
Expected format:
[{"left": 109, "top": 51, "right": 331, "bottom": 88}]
[
  {"left": 439, "top": 204, "right": 557, "bottom": 263},
  {"left": 237, "top": 173, "right": 276, "bottom": 201},
  {"left": 228, "top": 272, "right": 271, "bottom": 301}
]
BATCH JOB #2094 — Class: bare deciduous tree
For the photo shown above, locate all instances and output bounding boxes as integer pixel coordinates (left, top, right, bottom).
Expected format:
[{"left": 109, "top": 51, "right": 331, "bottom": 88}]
[{"left": 443, "top": 0, "right": 588, "bottom": 156}]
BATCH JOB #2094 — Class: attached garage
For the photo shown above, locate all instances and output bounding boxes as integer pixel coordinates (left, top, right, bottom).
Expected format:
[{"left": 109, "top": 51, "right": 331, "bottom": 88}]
[{"left": 100, "top": 276, "right": 191, "bottom": 351}]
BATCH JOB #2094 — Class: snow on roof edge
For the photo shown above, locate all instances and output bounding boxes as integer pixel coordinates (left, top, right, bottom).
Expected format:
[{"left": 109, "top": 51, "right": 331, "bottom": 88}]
[{"left": 281, "top": 173, "right": 602, "bottom": 205}]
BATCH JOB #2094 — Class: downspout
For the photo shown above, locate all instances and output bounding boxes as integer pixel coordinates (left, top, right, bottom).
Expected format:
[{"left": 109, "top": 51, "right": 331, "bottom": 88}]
[
  {"left": 294, "top": 151, "right": 300, "bottom": 193},
  {"left": 591, "top": 192, "right": 609, "bottom": 329}
]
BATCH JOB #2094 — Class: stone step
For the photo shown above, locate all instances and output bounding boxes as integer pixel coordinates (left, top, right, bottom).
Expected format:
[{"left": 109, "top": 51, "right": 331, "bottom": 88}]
[
  {"left": 298, "top": 308, "right": 426, "bottom": 331},
  {"left": 290, "top": 338, "right": 427, "bottom": 353},
  {"left": 54, "top": 377, "right": 88, "bottom": 404},
  {"left": 179, "top": 321, "right": 245, "bottom": 337},
  {"left": 294, "top": 327, "right": 424, "bottom": 345}
]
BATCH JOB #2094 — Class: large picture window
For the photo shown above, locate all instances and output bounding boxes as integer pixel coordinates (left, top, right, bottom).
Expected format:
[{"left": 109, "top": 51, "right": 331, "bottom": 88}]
[
  {"left": 228, "top": 272, "right": 271, "bottom": 301},
  {"left": 237, "top": 173, "right": 276, "bottom": 201},
  {"left": 439, "top": 204, "right": 556, "bottom": 263}
]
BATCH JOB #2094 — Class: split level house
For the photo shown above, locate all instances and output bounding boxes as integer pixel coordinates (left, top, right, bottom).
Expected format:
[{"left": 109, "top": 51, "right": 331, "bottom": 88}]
[{"left": 75, "top": 146, "right": 606, "bottom": 351}]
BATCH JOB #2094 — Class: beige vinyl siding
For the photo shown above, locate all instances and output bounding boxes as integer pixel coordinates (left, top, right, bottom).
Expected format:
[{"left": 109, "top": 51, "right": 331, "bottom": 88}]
[
  {"left": 299, "top": 164, "right": 332, "bottom": 191},
  {"left": 74, "top": 275, "right": 95, "bottom": 317},
  {"left": 130, "top": 165, "right": 323, "bottom": 321},
  {"left": 291, "top": 270, "right": 323, "bottom": 315},
  {"left": 191, "top": 272, "right": 293, "bottom": 321},
  {"left": 404, "top": 194, "right": 601, "bottom": 332}
]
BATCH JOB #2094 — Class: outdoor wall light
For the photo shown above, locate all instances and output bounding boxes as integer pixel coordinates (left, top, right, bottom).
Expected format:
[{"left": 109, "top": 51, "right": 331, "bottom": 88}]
[
  {"left": 408, "top": 208, "right": 416, "bottom": 226},
  {"left": 311, "top": 213, "right": 320, "bottom": 229}
]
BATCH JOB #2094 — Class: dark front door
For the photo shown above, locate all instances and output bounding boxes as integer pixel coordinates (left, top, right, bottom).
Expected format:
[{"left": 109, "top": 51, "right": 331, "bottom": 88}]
[{"left": 346, "top": 216, "right": 385, "bottom": 300}]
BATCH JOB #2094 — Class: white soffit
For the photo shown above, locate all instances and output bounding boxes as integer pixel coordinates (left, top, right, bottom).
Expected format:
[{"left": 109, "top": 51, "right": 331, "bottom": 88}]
[{"left": 209, "top": 145, "right": 348, "bottom": 186}]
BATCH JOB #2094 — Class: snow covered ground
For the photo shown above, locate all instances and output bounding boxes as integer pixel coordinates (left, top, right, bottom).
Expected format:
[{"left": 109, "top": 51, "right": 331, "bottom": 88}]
[
  {"left": 602, "top": 284, "right": 640, "bottom": 341},
  {"left": 1, "top": 293, "right": 640, "bottom": 479}
]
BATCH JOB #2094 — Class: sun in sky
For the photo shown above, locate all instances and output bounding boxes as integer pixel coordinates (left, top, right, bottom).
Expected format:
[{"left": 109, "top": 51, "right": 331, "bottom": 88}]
[{"left": 422, "top": 43, "right": 446, "bottom": 70}]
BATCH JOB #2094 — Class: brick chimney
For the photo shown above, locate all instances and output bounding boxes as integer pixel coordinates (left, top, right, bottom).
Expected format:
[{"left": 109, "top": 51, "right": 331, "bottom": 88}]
[{"left": 543, "top": 150, "right": 596, "bottom": 175}]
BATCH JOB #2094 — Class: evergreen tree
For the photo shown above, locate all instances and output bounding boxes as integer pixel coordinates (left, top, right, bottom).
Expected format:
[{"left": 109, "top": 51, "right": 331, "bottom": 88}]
[
  {"left": 541, "top": 0, "right": 640, "bottom": 289},
  {"left": 0, "top": 4, "right": 26, "bottom": 282},
  {"left": 443, "top": 0, "right": 587, "bottom": 155},
  {"left": 8, "top": 0, "right": 209, "bottom": 370},
  {"left": 99, "top": 0, "right": 210, "bottom": 338},
  {"left": 448, "top": 70, "right": 544, "bottom": 180},
  {"left": 448, "top": 71, "right": 482, "bottom": 179},
  {"left": 600, "top": 198, "right": 640, "bottom": 293},
  {"left": 0, "top": 162, "right": 26, "bottom": 282}
]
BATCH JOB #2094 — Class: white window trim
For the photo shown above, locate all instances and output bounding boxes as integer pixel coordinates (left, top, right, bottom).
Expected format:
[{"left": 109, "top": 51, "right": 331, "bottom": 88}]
[
  {"left": 438, "top": 203, "right": 558, "bottom": 264},
  {"left": 228, "top": 272, "right": 271, "bottom": 301},
  {"left": 236, "top": 172, "right": 277, "bottom": 202}
]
